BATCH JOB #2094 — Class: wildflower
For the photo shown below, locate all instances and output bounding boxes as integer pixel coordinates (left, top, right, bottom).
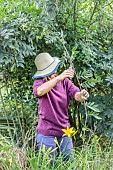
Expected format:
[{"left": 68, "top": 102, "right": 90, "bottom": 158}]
[
  {"left": 62, "top": 126, "right": 77, "bottom": 138},
  {"left": 54, "top": 137, "right": 60, "bottom": 147},
  {"left": 42, "top": 144, "right": 46, "bottom": 153},
  {"left": 98, "top": 143, "right": 102, "bottom": 152},
  {"left": 50, "top": 147, "right": 58, "bottom": 153}
]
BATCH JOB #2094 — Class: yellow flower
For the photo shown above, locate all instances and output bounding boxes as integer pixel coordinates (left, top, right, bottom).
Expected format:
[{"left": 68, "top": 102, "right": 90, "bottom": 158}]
[
  {"left": 62, "top": 126, "right": 77, "bottom": 138},
  {"left": 42, "top": 144, "right": 46, "bottom": 153},
  {"left": 98, "top": 143, "right": 102, "bottom": 152},
  {"left": 54, "top": 137, "right": 60, "bottom": 147},
  {"left": 50, "top": 147, "right": 58, "bottom": 153}
]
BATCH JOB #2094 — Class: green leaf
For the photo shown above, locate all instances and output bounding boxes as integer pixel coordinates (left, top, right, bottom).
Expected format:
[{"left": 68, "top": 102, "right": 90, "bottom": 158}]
[
  {"left": 0, "top": 125, "right": 14, "bottom": 130},
  {"left": 93, "top": 115, "right": 102, "bottom": 120},
  {"left": 86, "top": 102, "right": 101, "bottom": 112}
]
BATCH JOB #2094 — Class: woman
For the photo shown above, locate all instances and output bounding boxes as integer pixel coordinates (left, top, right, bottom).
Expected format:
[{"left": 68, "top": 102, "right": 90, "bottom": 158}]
[{"left": 33, "top": 53, "right": 89, "bottom": 161}]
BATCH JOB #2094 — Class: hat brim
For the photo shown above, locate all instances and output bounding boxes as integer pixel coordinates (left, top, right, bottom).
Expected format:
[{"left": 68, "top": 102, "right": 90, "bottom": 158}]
[{"left": 33, "top": 57, "right": 60, "bottom": 79}]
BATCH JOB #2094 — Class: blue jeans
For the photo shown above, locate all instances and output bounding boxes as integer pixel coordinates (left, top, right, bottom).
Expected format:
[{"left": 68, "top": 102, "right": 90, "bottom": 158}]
[{"left": 36, "top": 133, "right": 74, "bottom": 161}]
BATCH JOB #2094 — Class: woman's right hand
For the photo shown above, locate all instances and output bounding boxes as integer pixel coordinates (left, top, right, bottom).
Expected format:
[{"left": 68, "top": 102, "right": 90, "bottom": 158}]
[{"left": 57, "top": 69, "right": 74, "bottom": 81}]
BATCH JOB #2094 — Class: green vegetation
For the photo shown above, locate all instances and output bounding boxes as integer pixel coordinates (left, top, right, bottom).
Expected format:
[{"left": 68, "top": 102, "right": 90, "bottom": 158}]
[
  {"left": 0, "top": 133, "right": 113, "bottom": 170},
  {"left": 0, "top": 0, "right": 113, "bottom": 169}
]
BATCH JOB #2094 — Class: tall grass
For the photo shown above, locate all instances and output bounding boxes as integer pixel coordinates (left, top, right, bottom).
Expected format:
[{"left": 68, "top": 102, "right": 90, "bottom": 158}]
[{"left": 0, "top": 132, "right": 113, "bottom": 170}]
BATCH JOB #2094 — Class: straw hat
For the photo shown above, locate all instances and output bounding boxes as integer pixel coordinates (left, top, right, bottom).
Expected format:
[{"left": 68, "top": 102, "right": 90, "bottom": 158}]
[{"left": 33, "top": 53, "right": 60, "bottom": 78}]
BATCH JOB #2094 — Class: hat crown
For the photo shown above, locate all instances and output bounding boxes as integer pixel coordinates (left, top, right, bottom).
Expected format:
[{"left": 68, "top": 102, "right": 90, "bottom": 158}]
[{"left": 35, "top": 53, "right": 54, "bottom": 71}]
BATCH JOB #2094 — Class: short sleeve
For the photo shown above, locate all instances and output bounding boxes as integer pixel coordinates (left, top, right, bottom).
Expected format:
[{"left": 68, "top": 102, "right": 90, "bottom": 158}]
[
  {"left": 65, "top": 78, "right": 80, "bottom": 99},
  {"left": 33, "top": 79, "right": 44, "bottom": 98}
]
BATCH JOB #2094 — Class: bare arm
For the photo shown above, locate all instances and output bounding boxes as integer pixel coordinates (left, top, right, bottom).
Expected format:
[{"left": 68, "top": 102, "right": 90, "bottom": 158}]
[
  {"left": 37, "top": 69, "right": 74, "bottom": 96},
  {"left": 37, "top": 76, "right": 60, "bottom": 96},
  {"left": 74, "top": 89, "right": 89, "bottom": 102}
]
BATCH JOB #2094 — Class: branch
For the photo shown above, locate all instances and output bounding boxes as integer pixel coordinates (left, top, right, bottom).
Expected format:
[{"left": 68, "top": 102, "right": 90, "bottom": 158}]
[
  {"left": 73, "top": 0, "right": 77, "bottom": 31},
  {"left": 61, "top": 40, "right": 88, "bottom": 126},
  {"left": 55, "top": 0, "right": 58, "bottom": 10},
  {"left": 88, "top": 1, "right": 98, "bottom": 29}
]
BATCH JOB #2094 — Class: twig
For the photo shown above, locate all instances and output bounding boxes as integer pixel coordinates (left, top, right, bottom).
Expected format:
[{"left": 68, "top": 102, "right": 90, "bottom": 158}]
[
  {"left": 88, "top": 1, "right": 98, "bottom": 29},
  {"left": 55, "top": 0, "right": 58, "bottom": 10}
]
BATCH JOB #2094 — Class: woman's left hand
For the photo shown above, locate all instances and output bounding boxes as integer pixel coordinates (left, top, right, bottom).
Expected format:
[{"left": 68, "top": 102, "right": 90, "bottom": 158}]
[
  {"left": 74, "top": 89, "right": 89, "bottom": 102},
  {"left": 80, "top": 89, "right": 89, "bottom": 100}
]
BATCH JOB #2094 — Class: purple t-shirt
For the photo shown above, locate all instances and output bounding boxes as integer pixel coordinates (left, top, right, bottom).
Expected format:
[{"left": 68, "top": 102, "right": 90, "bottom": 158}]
[{"left": 33, "top": 78, "right": 80, "bottom": 136}]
